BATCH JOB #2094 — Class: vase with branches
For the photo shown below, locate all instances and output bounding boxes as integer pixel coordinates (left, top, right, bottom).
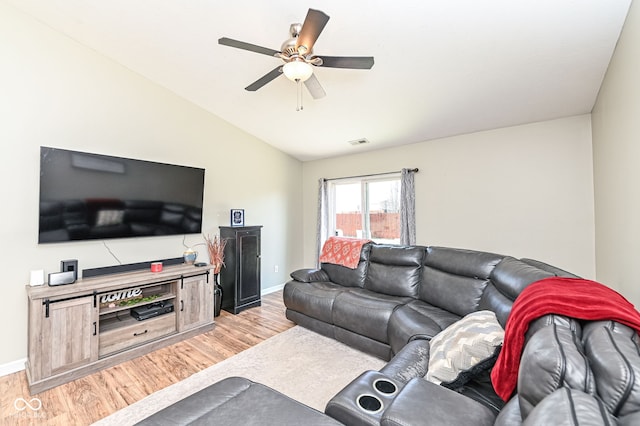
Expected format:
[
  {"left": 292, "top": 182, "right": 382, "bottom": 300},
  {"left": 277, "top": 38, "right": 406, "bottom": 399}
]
[
  {"left": 204, "top": 233, "right": 227, "bottom": 317},
  {"left": 204, "top": 233, "right": 227, "bottom": 274}
]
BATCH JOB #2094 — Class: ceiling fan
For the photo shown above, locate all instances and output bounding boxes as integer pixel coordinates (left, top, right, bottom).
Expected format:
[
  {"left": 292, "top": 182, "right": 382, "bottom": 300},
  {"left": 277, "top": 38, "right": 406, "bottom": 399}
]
[{"left": 218, "top": 8, "right": 374, "bottom": 100}]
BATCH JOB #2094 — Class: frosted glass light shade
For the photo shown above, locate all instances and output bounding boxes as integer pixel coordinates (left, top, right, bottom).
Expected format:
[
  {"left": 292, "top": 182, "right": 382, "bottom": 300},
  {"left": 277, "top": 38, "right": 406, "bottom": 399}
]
[{"left": 283, "top": 61, "right": 313, "bottom": 82}]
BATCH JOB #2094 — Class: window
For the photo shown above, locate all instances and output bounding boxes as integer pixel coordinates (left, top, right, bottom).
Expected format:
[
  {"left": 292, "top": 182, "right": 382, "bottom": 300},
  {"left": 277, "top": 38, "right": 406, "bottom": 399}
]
[{"left": 328, "top": 174, "right": 401, "bottom": 244}]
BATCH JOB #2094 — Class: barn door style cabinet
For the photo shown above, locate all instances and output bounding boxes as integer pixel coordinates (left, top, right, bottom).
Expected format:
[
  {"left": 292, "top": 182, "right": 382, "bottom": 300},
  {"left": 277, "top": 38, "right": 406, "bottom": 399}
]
[
  {"left": 219, "top": 226, "right": 262, "bottom": 314},
  {"left": 26, "top": 264, "right": 214, "bottom": 394}
]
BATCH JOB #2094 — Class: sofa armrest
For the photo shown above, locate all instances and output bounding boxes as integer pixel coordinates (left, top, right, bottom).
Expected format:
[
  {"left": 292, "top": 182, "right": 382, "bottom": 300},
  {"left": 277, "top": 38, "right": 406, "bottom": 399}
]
[
  {"left": 380, "top": 339, "right": 430, "bottom": 384},
  {"left": 380, "top": 378, "right": 496, "bottom": 426},
  {"left": 290, "top": 268, "right": 330, "bottom": 283}
]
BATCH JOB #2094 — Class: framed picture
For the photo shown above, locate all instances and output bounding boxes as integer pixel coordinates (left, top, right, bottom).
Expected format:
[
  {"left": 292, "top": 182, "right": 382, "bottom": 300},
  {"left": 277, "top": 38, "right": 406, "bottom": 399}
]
[{"left": 230, "top": 209, "right": 245, "bottom": 227}]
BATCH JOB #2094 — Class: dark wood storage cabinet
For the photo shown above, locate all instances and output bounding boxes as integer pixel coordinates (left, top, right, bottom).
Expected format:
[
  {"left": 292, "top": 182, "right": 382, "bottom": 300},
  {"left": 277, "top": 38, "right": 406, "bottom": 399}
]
[{"left": 219, "top": 226, "right": 262, "bottom": 314}]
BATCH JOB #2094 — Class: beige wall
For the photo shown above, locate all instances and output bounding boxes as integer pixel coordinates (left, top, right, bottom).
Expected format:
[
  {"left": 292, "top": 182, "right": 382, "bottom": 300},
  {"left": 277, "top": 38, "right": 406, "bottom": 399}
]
[
  {"left": 3, "top": 0, "right": 633, "bottom": 371},
  {"left": 592, "top": 1, "right": 640, "bottom": 308},
  {"left": 0, "top": 3, "right": 302, "bottom": 366},
  {"left": 303, "top": 115, "right": 596, "bottom": 279}
]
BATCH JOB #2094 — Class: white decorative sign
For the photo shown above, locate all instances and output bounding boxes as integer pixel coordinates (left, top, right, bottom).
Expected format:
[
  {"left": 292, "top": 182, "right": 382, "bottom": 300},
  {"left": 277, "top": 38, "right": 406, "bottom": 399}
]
[{"left": 100, "top": 288, "right": 142, "bottom": 305}]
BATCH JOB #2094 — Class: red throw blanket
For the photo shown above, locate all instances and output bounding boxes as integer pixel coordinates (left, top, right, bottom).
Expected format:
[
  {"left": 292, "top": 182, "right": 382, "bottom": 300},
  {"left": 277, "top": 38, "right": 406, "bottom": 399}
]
[
  {"left": 491, "top": 277, "right": 640, "bottom": 401},
  {"left": 319, "top": 237, "right": 371, "bottom": 269}
]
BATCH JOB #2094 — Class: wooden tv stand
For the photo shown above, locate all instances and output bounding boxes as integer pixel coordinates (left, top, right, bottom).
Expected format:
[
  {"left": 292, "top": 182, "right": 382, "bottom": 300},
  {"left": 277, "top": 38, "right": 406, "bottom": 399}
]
[{"left": 26, "top": 264, "right": 215, "bottom": 394}]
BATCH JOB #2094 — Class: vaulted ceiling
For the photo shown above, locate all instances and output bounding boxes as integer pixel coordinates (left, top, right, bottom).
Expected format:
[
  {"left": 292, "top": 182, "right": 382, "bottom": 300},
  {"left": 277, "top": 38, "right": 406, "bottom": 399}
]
[{"left": 6, "top": 0, "right": 632, "bottom": 161}]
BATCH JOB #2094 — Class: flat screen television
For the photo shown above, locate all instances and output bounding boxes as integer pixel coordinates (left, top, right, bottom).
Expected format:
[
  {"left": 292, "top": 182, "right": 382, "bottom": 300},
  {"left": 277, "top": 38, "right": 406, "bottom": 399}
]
[{"left": 38, "top": 146, "right": 205, "bottom": 244}]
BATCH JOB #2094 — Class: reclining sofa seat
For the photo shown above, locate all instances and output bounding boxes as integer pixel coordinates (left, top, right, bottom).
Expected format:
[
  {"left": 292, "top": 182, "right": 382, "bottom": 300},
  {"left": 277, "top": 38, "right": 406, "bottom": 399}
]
[{"left": 285, "top": 243, "right": 424, "bottom": 359}]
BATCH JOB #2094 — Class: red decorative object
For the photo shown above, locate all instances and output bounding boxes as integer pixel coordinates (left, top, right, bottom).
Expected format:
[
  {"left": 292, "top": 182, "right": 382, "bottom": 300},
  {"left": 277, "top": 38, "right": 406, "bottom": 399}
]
[
  {"left": 319, "top": 236, "right": 371, "bottom": 269},
  {"left": 490, "top": 277, "right": 640, "bottom": 401}
]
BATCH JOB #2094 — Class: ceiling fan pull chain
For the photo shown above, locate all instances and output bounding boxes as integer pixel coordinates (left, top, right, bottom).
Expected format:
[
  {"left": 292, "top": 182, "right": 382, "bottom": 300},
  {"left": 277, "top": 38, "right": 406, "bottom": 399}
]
[
  {"left": 296, "top": 78, "right": 304, "bottom": 111},
  {"left": 300, "top": 79, "right": 304, "bottom": 111}
]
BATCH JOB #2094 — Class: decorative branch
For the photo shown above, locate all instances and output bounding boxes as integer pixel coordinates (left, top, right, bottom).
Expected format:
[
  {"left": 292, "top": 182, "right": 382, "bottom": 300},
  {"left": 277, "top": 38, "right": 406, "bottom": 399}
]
[{"left": 204, "top": 234, "right": 227, "bottom": 274}]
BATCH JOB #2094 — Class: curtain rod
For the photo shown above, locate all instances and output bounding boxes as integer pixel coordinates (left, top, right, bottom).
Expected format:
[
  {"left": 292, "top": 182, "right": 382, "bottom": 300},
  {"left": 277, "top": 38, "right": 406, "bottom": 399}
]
[{"left": 324, "top": 168, "right": 418, "bottom": 182}]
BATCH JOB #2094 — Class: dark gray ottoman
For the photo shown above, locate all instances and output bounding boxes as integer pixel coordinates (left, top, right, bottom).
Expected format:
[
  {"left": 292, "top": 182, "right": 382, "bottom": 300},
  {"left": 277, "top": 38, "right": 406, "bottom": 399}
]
[{"left": 135, "top": 376, "right": 343, "bottom": 425}]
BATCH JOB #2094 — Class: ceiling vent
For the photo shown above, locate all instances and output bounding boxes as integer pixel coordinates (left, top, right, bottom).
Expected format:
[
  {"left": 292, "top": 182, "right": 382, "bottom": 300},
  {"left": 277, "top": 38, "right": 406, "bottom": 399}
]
[{"left": 348, "top": 138, "right": 370, "bottom": 146}]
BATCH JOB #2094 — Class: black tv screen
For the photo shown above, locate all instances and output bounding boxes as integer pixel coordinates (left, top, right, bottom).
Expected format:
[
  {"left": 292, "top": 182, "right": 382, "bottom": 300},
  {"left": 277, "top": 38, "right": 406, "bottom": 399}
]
[{"left": 38, "top": 147, "right": 205, "bottom": 244}]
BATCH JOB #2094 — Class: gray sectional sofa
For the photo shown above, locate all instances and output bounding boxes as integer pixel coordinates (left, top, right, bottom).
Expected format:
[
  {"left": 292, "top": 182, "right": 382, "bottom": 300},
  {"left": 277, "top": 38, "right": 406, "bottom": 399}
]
[
  {"left": 139, "top": 242, "right": 640, "bottom": 425},
  {"left": 284, "top": 245, "right": 565, "bottom": 360},
  {"left": 282, "top": 243, "right": 640, "bottom": 425}
]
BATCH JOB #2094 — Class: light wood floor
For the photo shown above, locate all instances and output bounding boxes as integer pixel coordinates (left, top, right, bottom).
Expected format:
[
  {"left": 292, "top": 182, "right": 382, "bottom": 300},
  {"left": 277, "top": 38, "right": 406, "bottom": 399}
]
[{"left": 0, "top": 291, "right": 294, "bottom": 426}]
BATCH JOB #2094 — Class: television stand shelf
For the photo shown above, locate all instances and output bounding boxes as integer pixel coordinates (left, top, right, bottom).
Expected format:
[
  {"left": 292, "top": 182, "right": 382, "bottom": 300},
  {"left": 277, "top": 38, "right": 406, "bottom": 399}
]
[{"left": 26, "top": 263, "right": 214, "bottom": 394}]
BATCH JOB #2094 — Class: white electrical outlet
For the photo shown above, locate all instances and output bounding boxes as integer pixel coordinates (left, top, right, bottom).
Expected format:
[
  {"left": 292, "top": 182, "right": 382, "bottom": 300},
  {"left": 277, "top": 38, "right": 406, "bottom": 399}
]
[{"left": 274, "top": 265, "right": 279, "bottom": 273}]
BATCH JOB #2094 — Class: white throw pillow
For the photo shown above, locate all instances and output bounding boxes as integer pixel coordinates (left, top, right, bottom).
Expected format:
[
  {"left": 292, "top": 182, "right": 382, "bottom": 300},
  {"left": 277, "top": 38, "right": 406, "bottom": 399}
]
[{"left": 426, "top": 310, "right": 504, "bottom": 389}]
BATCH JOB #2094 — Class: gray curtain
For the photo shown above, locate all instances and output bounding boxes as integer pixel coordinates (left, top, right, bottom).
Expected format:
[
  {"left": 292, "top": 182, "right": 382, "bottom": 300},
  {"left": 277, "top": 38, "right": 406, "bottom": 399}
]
[
  {"left": 400, "top": 168, "right": 416, "bottom": 245},
  {"left": 316, "top": 178, "right": 329, "bottom": 267}
]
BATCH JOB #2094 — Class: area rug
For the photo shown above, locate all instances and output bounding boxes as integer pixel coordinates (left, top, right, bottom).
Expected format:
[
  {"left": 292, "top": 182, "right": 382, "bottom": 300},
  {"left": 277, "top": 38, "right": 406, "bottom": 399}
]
[{"left": 93, "top": 326, "right": 386, "bottom": 425}]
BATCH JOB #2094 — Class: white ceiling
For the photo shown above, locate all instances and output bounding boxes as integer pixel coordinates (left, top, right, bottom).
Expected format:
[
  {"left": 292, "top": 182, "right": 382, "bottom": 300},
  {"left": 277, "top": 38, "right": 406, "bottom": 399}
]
[{"left": 6, "top": 0, "right": 632, "bottom": 161}]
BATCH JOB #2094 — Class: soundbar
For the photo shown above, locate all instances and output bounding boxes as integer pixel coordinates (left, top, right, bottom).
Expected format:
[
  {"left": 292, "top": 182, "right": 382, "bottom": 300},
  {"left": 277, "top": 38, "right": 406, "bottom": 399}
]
[{"left": 82, "top": 257, "right": 184, "bottom": 278}]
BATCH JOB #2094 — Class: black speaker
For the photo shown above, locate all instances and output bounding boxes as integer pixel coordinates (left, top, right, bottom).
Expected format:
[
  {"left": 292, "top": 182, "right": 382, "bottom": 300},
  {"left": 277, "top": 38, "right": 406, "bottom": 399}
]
[{"left": 61, "top": 259, "right": 78, "bottom": 280}]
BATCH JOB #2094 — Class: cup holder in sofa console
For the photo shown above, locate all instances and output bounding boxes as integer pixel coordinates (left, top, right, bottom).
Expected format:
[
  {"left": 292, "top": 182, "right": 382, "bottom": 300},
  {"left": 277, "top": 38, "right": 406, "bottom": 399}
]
[
  {"left": 373, "top": 379, "right": 397, "bottom": 396},
  {"left": 357, "top": 394, "right": 383, "bottom": 413}
]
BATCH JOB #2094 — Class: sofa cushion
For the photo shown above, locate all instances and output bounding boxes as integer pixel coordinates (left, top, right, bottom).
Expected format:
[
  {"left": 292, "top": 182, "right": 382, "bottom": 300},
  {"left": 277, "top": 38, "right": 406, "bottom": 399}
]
[
  {"left": 477, "top": 284, "right": 514, "bottom": 329},
  {"left": 332, "top": 289, "right": 412, "bottom": 343},
  {"left": 480, "top": 257, "right": 554, "bottom": 327},
  {"left": 283, "top": 281, "right": 345, "bottom": 324},
  {"left": 582, "top": 321, "right": 640, "bottom": 418},
  {"left": 619, "top": 412, "right": 640, "bottom": 426},
  {"left": 423, "top": 246, "right": 504, "bottom": 278},
  {"left": 494, "top": 397, "right": 522, "bottom": 426},
  {"left": 364, "top": 244, "right": 424, "bottom": 297},
  {"left": 524, "top": 314, "right": 582, "bottom": 343},
  {"left": 387, "top": 300, "right": 460, "bottom": 355},
  {"left": 321, "top": 243, "right": 372, "bottom": 288},
  {"left": 488, "top": 257, "right": 553, "bottom": 302},
  {"left": 520, "top": 258, "right": 579, "bottom": 278},
  {"left": 380, "top": 377, "right": 497, "bottom": 426},
  {"left": 522, "top": 387, "right": 616, "bottom": 426},
  {"left": 426, "top": 311, "right": 504, "bottom": 389},
  {"left": 420, "top": 247, "right": 504, "bottom": 316},
  {"left": 517, "top": 319, "right": 595, "bottom": 419},
  {"left": 421, "top": 268, "right": 491, "bottom": 317}
]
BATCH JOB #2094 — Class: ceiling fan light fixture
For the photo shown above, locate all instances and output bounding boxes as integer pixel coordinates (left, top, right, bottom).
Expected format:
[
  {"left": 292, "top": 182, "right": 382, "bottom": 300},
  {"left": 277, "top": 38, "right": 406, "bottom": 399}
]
[{"left": 283, "top": 60, "right": 313, "bottom": 82}]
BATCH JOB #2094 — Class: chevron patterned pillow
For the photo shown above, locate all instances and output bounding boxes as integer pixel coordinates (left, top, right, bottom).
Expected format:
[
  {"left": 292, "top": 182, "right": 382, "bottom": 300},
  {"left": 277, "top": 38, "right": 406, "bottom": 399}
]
[{"left": 426, "top": 310, "right": 504, "bottom": 389}]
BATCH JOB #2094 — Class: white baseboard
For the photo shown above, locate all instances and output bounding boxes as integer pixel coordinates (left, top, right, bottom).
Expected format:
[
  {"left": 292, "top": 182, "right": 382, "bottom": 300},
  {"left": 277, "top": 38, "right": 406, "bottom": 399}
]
[
  {"left": 262, "top": 283, "right": 285, "bottom": 295},
  {"left": 0, "top": 358, "right": 26, "bottom": 377}
]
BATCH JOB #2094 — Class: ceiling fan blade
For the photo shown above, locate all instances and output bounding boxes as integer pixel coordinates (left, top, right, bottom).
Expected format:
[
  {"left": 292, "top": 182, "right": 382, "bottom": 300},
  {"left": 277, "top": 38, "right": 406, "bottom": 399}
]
[
  {"left": 318, "top": 56, "right": 375, "bottom": 69},
  {"left": 218, "top": 37, "right": 280, "bottom": 57},
  {"left": 296, "top": 9, "right": 330, "bottom": 54},
  {"left": 304, "top": 74, "right": 326, "bottom": 99},
  {"left": 245, "top": 66, "right": 283, "bottom": 91}
]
